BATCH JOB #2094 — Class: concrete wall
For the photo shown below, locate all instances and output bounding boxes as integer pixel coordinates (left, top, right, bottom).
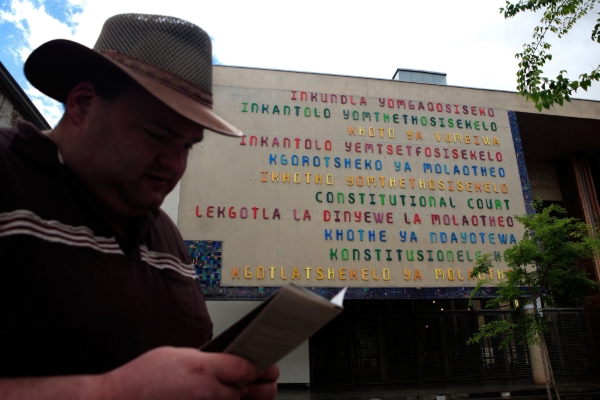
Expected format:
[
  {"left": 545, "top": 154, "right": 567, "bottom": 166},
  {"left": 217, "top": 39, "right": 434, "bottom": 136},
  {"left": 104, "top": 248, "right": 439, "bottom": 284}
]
[{"left": 161, "top": 182, "right": 181, "bottom": 225}]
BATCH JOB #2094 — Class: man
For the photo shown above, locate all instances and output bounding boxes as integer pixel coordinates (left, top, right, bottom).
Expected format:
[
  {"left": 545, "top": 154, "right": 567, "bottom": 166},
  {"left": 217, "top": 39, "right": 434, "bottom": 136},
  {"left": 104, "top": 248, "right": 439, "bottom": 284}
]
[{"left": 0, "top": 13, "right": 278, "bottom": 399}]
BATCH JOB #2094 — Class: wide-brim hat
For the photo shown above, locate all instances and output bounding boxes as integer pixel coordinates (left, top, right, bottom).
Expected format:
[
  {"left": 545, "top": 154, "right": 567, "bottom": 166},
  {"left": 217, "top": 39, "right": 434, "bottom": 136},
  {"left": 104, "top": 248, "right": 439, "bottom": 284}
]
[{"left": 24, "top": 13, "right": 242, "bottom": 137}]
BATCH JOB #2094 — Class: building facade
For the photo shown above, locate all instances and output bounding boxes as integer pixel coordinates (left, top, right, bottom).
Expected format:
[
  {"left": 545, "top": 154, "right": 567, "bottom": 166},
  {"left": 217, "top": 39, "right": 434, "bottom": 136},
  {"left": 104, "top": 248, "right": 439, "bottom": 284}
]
[{"left": 163, "top": 65, "right": 600, "bottom": 385}]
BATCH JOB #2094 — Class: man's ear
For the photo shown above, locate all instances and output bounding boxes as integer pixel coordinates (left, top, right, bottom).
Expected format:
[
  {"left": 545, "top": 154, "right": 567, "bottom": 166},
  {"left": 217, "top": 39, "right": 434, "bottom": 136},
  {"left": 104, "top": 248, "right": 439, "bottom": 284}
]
[{"left": 63, "top": 81, "right": 96, "bottom": 127}]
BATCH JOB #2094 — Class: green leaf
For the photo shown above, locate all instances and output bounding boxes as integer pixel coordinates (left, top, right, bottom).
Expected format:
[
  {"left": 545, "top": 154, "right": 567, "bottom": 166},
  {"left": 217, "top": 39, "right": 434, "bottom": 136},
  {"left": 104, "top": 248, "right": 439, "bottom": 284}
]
[{"left": 511, "top": 0, "right": 598, "bottom": 109}]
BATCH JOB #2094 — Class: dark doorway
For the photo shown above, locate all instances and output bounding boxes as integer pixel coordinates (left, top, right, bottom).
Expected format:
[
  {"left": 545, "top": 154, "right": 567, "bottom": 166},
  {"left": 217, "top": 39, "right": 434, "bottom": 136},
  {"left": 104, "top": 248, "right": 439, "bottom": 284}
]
[{"left": 309, "top": 300, "right": 596, "bottom": 387}]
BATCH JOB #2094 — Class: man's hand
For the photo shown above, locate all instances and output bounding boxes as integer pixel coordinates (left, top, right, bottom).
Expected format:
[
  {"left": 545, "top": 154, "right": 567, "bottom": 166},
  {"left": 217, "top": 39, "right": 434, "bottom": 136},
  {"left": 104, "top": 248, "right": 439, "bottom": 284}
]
[
  {"left": 0, "top": 347, "right": 279, "bottom": 400},
  {"left": 241, "top": 364, "right": 280, "bottom": 400},
  {"left": 106, "top": 347, "right": 278, "bottom": 400}
]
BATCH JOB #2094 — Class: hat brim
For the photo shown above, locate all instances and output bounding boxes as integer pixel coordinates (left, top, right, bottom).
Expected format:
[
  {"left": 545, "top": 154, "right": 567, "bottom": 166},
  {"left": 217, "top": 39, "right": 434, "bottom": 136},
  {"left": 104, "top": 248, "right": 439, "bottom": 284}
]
[{"left": 25, "top": 39, "right": 243, "bottom": 137}]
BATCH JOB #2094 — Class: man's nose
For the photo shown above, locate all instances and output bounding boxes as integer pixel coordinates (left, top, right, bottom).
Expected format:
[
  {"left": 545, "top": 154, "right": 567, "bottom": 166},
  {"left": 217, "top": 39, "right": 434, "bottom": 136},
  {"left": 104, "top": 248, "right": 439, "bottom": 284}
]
[{"left": 157, "top": 145, "right": 186, "bottom": 174}]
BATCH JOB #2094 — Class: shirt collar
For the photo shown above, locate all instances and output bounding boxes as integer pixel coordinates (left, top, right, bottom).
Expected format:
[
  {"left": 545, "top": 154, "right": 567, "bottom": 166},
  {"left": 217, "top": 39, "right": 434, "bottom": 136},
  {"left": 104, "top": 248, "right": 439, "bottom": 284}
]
[{"left": 11, "top": 119, "right": 62, "bottom": 168}]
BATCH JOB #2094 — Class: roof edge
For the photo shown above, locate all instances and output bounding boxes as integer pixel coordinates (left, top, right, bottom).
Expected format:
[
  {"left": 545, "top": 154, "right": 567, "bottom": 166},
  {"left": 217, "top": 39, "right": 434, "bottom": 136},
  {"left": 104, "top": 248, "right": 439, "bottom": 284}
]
[{"left": 0, "top": 61, "right": 51, "bottom": 130}]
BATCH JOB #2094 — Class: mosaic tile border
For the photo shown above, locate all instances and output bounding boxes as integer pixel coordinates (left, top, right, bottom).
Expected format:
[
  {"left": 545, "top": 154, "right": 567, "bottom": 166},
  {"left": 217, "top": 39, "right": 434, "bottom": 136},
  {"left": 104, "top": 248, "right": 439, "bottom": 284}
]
[
  {"left": 508, "top": 110, "right": 535, "bottom": 215},
  {"left": 201, "top": 285, "right": 500, "bottom": 300},
  {"left": 187, "top": 240, "right": 222, "bottom": 288}
]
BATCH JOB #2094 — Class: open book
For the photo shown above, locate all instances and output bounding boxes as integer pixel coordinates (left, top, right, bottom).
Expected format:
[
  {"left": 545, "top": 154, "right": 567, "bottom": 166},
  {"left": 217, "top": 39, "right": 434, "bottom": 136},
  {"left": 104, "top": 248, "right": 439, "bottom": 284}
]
[{"left": 201, "top": 283, "right": 347, "bottom": 371}]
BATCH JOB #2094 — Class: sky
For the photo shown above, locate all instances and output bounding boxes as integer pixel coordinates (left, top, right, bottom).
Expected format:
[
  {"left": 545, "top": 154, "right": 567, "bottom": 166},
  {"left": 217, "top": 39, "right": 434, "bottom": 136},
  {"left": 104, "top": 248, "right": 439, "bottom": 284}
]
[{"left": 1, "top": 0, "right": 599, "bottom": 127}]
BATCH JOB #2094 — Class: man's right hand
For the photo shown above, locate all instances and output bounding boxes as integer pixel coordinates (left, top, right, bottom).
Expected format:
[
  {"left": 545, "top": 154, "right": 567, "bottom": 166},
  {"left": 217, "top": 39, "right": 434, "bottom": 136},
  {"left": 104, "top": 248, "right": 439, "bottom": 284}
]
[{"left": 0, "top": 347, "right": 278, "bottom": 400}]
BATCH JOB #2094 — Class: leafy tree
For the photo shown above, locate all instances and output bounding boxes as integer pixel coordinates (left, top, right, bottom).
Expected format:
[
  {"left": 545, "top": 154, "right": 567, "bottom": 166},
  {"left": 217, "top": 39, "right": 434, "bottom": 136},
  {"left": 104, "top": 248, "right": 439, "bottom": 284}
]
[
  {"left": 468, "top": 199, "right": 600, "bottom": 399},
  {"left": 502, "top": 0, "right": 600, "bottom": 111}
]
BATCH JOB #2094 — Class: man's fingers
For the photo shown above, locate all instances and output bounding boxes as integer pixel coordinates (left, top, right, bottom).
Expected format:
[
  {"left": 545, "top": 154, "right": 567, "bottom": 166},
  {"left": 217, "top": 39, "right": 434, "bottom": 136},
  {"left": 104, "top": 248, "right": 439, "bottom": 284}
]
[
  {"left": 257, "top": 364, "right": 280, "bottom": 382},
  {"left": 198, "top": 352, "right": 258, "bottom": 385},
  {"left": 210, "top": 382, "right": 245, "bottom": 400},
  {"left": 193, "top": 352, "right": 279, "bottom": 399},
  {"left": 241, "top": 381, "right": 278, "bottom": 400}
]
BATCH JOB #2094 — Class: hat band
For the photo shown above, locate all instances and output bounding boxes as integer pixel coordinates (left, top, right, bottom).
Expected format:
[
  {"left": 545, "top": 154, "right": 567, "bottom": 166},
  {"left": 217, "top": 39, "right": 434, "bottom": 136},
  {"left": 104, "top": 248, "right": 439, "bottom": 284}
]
[{"left": 101, "top": 50, "right": 213, "bottom": 107}]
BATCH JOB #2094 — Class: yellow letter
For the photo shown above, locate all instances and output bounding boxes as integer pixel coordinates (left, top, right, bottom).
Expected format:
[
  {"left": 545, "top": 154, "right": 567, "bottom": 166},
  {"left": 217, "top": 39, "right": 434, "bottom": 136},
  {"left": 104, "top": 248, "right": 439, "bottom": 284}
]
[
  {"left": 371, "top": 268, "right": 379, "bottom": 281},
  {"left": 382, "top": 269, "right": 391, "bottom": 281},
  {"left": 292, "top": 268, "right": 301, "bottom": 280},
  {"left": 327, "top": 268, "right": 335, "bottom": 280},
  {"left": 316, "top": 268, "right": 324, "bottom": 280},
  {"left": 447, "top": 269, "right": 455, "bottom": 281},
  {"left": 435, "top": 269, "right": 444, "bottom": 280}
]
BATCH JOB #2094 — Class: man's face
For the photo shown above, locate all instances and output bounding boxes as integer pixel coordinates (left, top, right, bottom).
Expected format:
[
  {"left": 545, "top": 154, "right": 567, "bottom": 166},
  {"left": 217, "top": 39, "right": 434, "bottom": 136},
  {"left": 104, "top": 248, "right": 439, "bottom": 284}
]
[{"left": 72, "top": 85, "right": 204, "bottom": 218}]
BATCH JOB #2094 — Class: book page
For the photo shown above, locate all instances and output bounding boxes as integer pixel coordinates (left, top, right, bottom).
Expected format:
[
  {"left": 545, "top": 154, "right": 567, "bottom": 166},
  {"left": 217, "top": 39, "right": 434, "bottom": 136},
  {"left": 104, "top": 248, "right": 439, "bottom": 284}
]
[{"left": 202, "top": 284, "right": 344, "bottom": 371}]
